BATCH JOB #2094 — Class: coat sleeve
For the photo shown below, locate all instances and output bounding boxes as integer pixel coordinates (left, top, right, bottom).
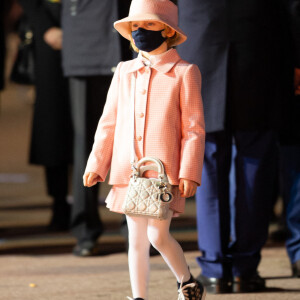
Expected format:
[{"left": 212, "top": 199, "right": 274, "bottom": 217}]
[
  {"left": 84, "top": 62, "right": 122, "bottom": 181},
  {"left": 179, "top": 64, "right": 205, "bottom": 185}
]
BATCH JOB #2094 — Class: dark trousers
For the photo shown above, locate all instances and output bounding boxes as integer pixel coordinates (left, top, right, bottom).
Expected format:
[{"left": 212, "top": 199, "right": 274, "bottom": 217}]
[
  {"left": 196, "top": 130, "right": 277, "bottom": 278},
  {"left": 69, "top": 75, "right": 112, "bottom": 244},
  {"left": 280, "top": 145, "right": 300, "bottom": 264},
  {"left": 46, "top": 165, "right": 69, "bottom": 198},
  {"left": 45, "top": 165, "right": 70, "bottom": 226}
]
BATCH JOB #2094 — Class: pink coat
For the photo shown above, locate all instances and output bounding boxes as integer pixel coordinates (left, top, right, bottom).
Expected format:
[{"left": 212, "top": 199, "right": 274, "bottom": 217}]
[{"left": 85, "top": 49, "right": 205, "bottom": 186}]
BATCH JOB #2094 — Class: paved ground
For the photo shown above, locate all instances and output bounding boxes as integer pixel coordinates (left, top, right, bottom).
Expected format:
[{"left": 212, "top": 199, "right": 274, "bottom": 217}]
[
  {"left": 1, "top": 248, "right": 300, "bottom": 300},
  {"left": 0, "top": 35, "right": 299, "bottom": 299}
]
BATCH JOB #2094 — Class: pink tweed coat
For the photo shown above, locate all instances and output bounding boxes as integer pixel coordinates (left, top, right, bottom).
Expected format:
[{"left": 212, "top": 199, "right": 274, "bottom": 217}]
[{"left": 85, "top": 48, "right": 205, "bottom": 188}]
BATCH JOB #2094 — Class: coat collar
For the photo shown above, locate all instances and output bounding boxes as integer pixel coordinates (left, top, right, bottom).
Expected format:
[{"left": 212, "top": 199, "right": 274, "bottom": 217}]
[{"left": 126, "top": 48, "right": 181, "bottom": 74}]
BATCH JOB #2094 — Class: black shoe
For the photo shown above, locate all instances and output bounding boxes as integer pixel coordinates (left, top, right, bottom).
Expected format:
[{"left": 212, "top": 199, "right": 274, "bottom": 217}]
[
  {"left": 196, "top": 274, "right": 232, "bottom": 294},
  {"left": 292, "top": 259, "right": 300, "bottom": 278},
  {"left": 233, "top": 272, "right": 265, "bottom": 293},
  {"left": 177, "top": 276, "right": 206, "bottom": 299},
  {"left": 72, "top": 241, "right": 100, "bottom": 257}
]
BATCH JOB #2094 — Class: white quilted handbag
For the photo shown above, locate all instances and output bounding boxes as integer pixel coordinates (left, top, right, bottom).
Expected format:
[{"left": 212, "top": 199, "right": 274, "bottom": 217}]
[{"left": 123, "top": 157, "right": 173, "bottom": 219}]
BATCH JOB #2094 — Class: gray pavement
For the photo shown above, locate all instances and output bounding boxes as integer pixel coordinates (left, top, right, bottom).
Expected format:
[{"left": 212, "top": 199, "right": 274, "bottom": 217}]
[{"left": 1, "top": 248, "right": 300, "bottom": 300}]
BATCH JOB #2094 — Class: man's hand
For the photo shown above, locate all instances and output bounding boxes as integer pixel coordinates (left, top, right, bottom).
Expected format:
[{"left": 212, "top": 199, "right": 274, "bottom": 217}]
[
  {"left": 43, "top": 27, "right": 62, "bottom": 50},
  {"left": 179, "top": 178, "right": 198, "bottom": 198},
  {"left": 83, "top": 172, "right": 99, "bottom": 187},
  {"left": 294, "top": 68, "right": 300, "bottom": 95}
]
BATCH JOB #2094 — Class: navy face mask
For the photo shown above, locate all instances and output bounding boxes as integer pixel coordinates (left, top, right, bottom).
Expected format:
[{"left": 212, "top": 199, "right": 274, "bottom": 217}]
[{"left": 131, "top": 27, "right": 167, "bottom": 52}]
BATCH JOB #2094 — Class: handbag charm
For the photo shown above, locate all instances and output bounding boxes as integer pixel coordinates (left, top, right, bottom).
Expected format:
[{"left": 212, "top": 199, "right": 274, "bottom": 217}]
[{"left": 122, "top": 72, "right": 173, "bottom": 219}]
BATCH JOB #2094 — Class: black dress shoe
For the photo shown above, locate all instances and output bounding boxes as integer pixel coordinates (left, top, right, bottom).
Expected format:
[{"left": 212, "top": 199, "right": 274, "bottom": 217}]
[
  {"left": 72, "top": 241, "right": 100, "bottom": 257},
  {"left": 197, "top": 274, "right": 232, "bottom": 294},
  {"left": 292, "top": 259, "right": 300, "bottom": 278},
  {"left": 233, "top": 272, "right": 265, "bottom": 293}
]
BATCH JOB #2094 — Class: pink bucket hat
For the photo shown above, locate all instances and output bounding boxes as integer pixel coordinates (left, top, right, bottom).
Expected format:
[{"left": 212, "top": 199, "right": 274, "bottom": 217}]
[{"left": 114, "top": 0, "right": 187, "bottom": 46}]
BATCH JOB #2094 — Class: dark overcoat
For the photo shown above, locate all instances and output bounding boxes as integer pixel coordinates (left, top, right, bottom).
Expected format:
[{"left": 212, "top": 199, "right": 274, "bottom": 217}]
[
  {"left": 177, "top": 0, "right": 298, "bottom": 133},
  {"left": 284, "top": 0, "right": 300, "bottom": 144},
  {"left": 20, "top": 0, "right": 73, "bottom": 166}
]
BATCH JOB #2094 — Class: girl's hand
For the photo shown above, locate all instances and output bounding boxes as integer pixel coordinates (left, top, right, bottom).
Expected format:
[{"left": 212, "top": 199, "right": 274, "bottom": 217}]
[
  {"left": 83, "top": 172, "right": 99, "bottom": 187},
  {"left": 179, "top": 178, "right": 198, "bottom": 198}
]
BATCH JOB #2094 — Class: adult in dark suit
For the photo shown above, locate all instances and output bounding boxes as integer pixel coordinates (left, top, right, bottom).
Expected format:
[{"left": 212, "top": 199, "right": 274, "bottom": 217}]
[
  {"left": 61, "top": 0, "right": 131, "bottom": 256},
  {"left": 279, "top": 0, "right": 300, "bottom": 278},
  {"left": 19, "top": 0, "right": 73, "bottom": 231},
  {"left": 177, "top": 0, "right": 293, "bottom": 293}
]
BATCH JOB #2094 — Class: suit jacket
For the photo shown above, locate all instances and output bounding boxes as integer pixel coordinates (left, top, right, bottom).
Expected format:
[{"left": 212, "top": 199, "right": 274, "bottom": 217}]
[
  {"left": 290, "top": 0, "right": 300, "bottom": 67},
  {"left": 177, "top": 0, "right": 296, "bottom": 132},
  {"left": 282, "top": 0, "right": 300, "bottom": 143},
  {"left": 61, "top": 0, "right": 122, "bottom": 76},
  {"left": 85, "top": 49, "right": 205, "bottom": 186}
]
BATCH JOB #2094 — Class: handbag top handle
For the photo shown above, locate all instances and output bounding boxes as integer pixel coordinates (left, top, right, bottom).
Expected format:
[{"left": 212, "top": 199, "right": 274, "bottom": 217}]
[{"left": 137, "top": 156, "right": 166, "bottom": 179}]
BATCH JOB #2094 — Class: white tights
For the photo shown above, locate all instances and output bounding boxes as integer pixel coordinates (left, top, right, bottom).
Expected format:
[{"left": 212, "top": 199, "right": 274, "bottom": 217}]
[{"left": 126, "top": 210, "right": 191, "bottom": 299}]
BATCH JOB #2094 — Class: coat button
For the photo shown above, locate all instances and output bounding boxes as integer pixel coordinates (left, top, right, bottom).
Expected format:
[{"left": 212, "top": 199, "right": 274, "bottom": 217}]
[
  {"left": 137, "top": 136, "right": 142, "bottom": 141},
  {"left": 140, "top": 89, "right": 146, "bottom": 95},
  {"left": 139, "top": 113, "right": 144, "bottom": 118}
]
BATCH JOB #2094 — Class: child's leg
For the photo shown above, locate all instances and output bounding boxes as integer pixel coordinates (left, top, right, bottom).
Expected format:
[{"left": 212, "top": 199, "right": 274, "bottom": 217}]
[
  {"left": 147, "top": 210, "right": 191, "bottom": 282},
  {"left": 126, "top": 215, "right": 151, "bottom": 299}
]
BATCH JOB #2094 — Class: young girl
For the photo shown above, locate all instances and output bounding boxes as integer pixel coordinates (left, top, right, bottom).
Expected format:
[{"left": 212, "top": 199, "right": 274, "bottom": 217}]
[{"left": 83, "top": 0, "right": 205, "bottom": 299}]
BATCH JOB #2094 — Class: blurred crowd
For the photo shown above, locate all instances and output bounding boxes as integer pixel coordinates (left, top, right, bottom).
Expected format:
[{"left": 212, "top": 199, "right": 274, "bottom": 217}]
[{"left": 0, "top": 0, "right": 299, "bottom": 295}]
